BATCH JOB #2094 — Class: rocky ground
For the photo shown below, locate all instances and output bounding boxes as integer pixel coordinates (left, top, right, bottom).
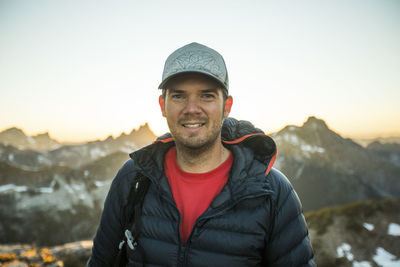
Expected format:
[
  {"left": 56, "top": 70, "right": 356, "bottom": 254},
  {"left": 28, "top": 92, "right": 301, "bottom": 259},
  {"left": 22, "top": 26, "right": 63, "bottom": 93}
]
[
  {"left": 0, "top": 241, "right": 92, "bottom": 267},
  {"left": 1, "top": 198, "right": 399, "bottom": 267}
]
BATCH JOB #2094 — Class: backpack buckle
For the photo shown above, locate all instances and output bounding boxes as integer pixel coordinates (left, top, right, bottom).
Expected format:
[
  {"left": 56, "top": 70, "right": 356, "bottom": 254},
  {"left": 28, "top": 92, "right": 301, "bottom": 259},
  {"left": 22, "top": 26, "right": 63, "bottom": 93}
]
[
  {"left": 118, "top": 240, "right": 125, "bottom": 250},
  {"left": 125, "top": 229, "right": 138, "bottom": 250}
]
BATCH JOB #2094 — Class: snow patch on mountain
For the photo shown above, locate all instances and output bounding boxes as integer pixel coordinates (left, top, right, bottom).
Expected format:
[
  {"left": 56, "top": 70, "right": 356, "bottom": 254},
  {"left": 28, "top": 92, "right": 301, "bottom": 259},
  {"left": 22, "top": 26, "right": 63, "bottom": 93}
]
[
  {"left": 282, "top": 133, "right": 300, "bottom": 145},
  {"left": 27, "top": 136, "right": 35, "bottom": 144},
  {"left": 89, "top": 148, "right": 107, "bottom": 159},
  {"left": 38, "top": 187, "right": 54, "bottom": 194},
  {"left": 363, "top": 222, "right": 374, "bottom": 231},
  {"left": 124, "top": 141, "right": 136, "bottom": 147},
  {"left": 337, "top": 243, "right": 354, "bottom": 261},
  {"left": 0, "top": 179, "right": 58, "bottom": 194},
  {"left": 352, "top": 261, "right": 372, "bottom": 267},
  {"left": 18, "top": 165, "right": 41, "bottom": 171},
  {"left": 0, "top": 184, "right": 28, "bottom": 193},
  {"left": 37, "top": 154, "right": 52, "bottom": 165},
  {"left": 373, "top": 247, "right": 400, "bottom": 267},
  {"left": 94, "top": 181, "right": 105, "bottom": 187},
  {"left": 65, "top": 184, "right": 74, "bottom": 194},
  {"left": 336, "top": 242, "right": 400, "bottom": 267},
  {"left": 387, "top": 223, "right": 400, "bottom": 236},
  {"left": 37, "top": 179, "right": 57, "bottom": 193},
  {"left": 120, "top": 147, "right": 134, "bottom": 154},
  {"left": 301, "top": 144, "right": 325, "bottom": 153},
  {"left": 71, "top": 184, "right": 83, "bottom": 191},
  {"left": 275, "top": 132, "right": 325, "bottom": 157},
  {"left": 14, "top": 178, "right": 94, "bottom": 212}
]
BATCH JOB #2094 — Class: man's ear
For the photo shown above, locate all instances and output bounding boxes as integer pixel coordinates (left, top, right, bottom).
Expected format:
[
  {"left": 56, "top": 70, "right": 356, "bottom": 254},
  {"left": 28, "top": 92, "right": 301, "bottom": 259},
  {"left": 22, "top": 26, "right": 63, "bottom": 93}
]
[
  {"left": 159, "top": 96, "right": 166, "bottom": 117},
  {"left": 223, "top": 96, "right": 233, "bottom": 118}
]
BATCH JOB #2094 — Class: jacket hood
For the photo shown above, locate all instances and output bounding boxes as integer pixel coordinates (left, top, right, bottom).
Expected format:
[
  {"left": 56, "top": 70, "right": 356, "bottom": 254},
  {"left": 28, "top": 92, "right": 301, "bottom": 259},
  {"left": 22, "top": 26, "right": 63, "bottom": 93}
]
[{"left": 221, "top": 118, "right": 276, "bottom": 172}]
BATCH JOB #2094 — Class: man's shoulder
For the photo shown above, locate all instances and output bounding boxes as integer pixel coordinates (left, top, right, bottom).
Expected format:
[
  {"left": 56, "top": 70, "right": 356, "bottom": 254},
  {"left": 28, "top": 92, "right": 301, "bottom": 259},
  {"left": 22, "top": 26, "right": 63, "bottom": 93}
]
[
  {"left": 267, "top": 168, "right": 293, "bottom": 191},
  {"left": 117, "top": 158, "right": 137, "bottom": 176},
  {"left": 265, "top": 168, "right": 300, "bottom": 208},
  {"left": 110, "top": 158, "right": 138, "bottom": 191}
]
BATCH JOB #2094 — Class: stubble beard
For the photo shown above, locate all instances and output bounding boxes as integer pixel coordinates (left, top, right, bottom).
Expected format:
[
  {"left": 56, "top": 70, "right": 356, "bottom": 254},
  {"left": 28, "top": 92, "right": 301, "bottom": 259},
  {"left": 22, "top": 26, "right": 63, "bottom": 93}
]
[
  {"left": 170, "top": 116, "right": 224, "bottom": 157},
  {"left": 168, "top": 102, "right": 227, "bottom": 156},
  {"left": 175, "top": 124, "right": 222, "bottom": 157}
]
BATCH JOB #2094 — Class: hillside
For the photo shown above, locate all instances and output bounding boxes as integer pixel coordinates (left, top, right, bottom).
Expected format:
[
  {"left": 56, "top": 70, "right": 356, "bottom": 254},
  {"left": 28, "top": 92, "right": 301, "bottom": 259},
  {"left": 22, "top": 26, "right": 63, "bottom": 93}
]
[
  {"left": 306, "top": 198, "right": 400, "bottom": 267},
  {"left": 273, "top": 116, "right": 400, "bottom": 211},
  {"left": 0, "top": 151, "right": 130, "bottom": 245},
  {"left": 367, "top": 141, "right": 400, "bottom": 167}
]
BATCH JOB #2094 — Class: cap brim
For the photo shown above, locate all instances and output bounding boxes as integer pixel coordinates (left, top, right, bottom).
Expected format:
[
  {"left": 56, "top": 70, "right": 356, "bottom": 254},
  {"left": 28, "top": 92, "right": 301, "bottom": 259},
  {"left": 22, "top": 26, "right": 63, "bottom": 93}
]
[{"left": 158, "top": 70, "right": 227, "bottom": 90}]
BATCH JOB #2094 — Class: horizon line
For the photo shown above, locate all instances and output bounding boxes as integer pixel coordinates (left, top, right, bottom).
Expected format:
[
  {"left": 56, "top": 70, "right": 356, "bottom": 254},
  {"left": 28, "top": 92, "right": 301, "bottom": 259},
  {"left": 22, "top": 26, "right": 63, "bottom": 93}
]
[{"left": 1, "top": 120, "right": 400, "bottom": 144}]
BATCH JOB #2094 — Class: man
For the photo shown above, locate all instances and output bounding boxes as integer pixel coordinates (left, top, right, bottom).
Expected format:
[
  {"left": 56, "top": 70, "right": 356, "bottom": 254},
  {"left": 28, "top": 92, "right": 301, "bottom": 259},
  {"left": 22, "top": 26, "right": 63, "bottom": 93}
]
[{"left": 88, "top": 42, "right": 315, "bottom": 266}]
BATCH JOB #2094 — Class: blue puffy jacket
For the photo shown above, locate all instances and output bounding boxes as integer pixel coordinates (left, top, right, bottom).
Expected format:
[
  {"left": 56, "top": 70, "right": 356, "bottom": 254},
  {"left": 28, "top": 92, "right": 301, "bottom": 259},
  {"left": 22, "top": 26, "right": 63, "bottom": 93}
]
[{"left": 88, "top": 118, "right": 315, "bottom": 266}]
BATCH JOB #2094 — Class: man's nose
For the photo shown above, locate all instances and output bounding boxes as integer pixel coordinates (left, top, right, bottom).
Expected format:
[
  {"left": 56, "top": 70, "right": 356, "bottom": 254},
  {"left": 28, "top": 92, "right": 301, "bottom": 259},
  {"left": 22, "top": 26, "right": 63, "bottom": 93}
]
[{"left": 183, "top": 96, "right": 201, "bottom": 114}]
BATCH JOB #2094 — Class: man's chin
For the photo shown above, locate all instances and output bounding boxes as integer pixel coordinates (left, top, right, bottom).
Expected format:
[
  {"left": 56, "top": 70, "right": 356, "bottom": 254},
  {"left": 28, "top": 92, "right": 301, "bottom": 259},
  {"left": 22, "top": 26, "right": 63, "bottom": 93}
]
[
  {"left": 174, "top": 137, "right": 205, "bottom": 150},
  {"left": 176, "top": 136, "right": 220, "bottom": 153},
  {"left": 180, "top": 140, "right": 206, "bottom": 150}
]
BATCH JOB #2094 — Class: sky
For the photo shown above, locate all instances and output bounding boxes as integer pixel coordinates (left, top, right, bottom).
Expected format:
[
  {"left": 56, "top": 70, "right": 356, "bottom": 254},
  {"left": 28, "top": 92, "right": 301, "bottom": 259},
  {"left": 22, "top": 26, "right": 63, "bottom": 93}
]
[{"left": 1, "top": 0, "right": 399, "bottom": 142}]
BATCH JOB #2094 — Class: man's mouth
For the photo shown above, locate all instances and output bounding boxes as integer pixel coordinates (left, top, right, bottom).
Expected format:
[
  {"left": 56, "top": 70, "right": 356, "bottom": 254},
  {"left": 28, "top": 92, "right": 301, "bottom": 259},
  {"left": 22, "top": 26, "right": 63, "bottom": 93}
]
[{"left": 182, "top": 123, "right": 205, "bottom": 128}]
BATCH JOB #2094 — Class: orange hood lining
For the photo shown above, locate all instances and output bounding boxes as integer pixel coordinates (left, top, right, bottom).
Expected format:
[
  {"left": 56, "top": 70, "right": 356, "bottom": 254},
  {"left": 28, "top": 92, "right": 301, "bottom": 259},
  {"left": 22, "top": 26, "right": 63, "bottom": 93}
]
[
  {"left": 154, "top": 132, "right": 276, "bottom": 175},
  {"left": 154, "top": 133, "right": 265, "bottom": 145},
  {"left": 222, "top": 133, "right": 265, "bottom": 144},
  {"left": 154, "top": 137, "right": 174, "bottom": 144}
]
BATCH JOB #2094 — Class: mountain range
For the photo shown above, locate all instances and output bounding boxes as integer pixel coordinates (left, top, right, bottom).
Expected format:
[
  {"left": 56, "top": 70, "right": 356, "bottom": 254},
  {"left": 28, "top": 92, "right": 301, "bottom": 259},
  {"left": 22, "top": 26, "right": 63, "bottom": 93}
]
[
  {"left": 0, "top": 123, "right": 156, "bottom": 170},
  {"left": 0, "top": 127, "right": 60, "bottom": 152},
  {"left": 0, "top": 124, "right": 156, "bottom": 245},
  {"left": 0, "top": 117, "right": 399, "bottom": 255}
]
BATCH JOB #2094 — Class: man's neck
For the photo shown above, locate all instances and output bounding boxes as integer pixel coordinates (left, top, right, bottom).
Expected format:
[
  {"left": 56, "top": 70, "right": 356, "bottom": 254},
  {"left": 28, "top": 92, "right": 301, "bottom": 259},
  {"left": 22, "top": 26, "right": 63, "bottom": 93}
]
[{"left": 175, "top": 140, "right": 231, "bottom": 173}]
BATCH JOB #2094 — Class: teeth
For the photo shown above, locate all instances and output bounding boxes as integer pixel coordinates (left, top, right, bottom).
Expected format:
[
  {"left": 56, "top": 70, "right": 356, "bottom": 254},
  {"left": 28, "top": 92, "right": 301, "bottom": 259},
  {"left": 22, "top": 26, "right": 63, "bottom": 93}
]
[{"left": 184, "top": 124, "right": 202, "bottom": 128}]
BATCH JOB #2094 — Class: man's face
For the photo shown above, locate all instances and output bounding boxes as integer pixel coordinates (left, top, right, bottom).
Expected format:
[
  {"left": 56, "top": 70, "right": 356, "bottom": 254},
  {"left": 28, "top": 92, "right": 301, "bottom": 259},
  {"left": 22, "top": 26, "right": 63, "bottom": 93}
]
[{"left": 159, "top": 73, "right": 233, "bottom": 151}]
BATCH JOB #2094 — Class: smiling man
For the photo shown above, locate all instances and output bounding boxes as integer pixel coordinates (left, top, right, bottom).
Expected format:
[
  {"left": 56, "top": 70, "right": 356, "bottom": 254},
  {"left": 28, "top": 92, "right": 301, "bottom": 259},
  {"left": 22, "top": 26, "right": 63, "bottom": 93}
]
[
  {"left": 160, "top": 73, "right": 232, "bottom": 172},
  {"left": 88, "top": 42, "right": 315, "bottom": 266}
]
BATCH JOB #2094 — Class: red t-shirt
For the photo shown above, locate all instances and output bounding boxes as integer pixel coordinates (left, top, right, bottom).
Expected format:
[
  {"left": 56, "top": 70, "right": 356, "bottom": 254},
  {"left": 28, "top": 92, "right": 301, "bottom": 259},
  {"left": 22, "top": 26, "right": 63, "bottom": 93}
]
[{"left": 164, "top": 146, "right": 233, "bottom": 244}]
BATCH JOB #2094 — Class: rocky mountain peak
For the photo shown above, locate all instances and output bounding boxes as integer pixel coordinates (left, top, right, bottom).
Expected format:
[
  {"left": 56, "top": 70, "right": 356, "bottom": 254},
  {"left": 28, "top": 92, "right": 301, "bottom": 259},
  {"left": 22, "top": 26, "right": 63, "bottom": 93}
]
[
  {"left": 0, "top": 127, "right": 60, "bottom": 152},
  {"left": 36, "top": 132, "right": 50, "bottom": 137},
  {"left": 33, "top": 132, "right": 55, "bottom": 142},
  {"left": 302, "top": 116, "right": 329, "bottom": 130},
  {"left": 130, "top": 122, "right": 152, "bottom": 134},
  {"left": 0, "top": 127, "right": 26, "bottom": 137},
  {"left": 276, "top": 116, "right": 331, "bottom": 137},
  {"left": 105, "top": 135, "right": 114, "bottom": 141},
  {"left": 124, "top": 123, "right": 157, "bottom": 147}
]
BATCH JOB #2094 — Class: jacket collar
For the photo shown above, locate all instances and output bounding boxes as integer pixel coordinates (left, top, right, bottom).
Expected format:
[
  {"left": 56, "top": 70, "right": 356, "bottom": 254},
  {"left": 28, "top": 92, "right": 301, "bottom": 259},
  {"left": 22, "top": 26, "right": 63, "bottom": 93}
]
[
  {"left": 149, "top": 118, "right": 276, "bottom": 174},
  {"left": 129, "top": 118, "right": 277, "bottom": 203}
]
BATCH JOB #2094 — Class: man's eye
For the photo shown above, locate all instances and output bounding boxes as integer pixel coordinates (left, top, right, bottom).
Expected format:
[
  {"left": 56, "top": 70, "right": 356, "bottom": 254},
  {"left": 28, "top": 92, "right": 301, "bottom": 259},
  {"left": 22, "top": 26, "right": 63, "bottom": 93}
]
[
  {"left": 171, "top": 94, "right": 184, "bottom": 99},
  {"left": 202, "top": 94, "right": 215, "bottom": 99}
]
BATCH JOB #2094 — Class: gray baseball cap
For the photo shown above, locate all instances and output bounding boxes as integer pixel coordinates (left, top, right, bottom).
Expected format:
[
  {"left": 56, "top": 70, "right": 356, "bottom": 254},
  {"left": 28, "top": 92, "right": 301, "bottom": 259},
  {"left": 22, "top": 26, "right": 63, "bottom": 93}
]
[{"left": 158, "top": 42, "right": 229, "bottom": 94}]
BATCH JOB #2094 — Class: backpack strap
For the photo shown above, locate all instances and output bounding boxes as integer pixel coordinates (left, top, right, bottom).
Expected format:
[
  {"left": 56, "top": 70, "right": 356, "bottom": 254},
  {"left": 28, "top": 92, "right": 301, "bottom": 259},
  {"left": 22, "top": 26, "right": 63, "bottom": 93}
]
[{"left": 114, "top": 172, "right": 151, "bottom": 267}]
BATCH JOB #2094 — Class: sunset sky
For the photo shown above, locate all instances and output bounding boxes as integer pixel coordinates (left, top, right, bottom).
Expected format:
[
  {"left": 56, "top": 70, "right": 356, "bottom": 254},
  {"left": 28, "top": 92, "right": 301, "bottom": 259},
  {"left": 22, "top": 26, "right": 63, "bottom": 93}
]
[{"left": 1, "top": 0, "right": 399, "bottom": 142}]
